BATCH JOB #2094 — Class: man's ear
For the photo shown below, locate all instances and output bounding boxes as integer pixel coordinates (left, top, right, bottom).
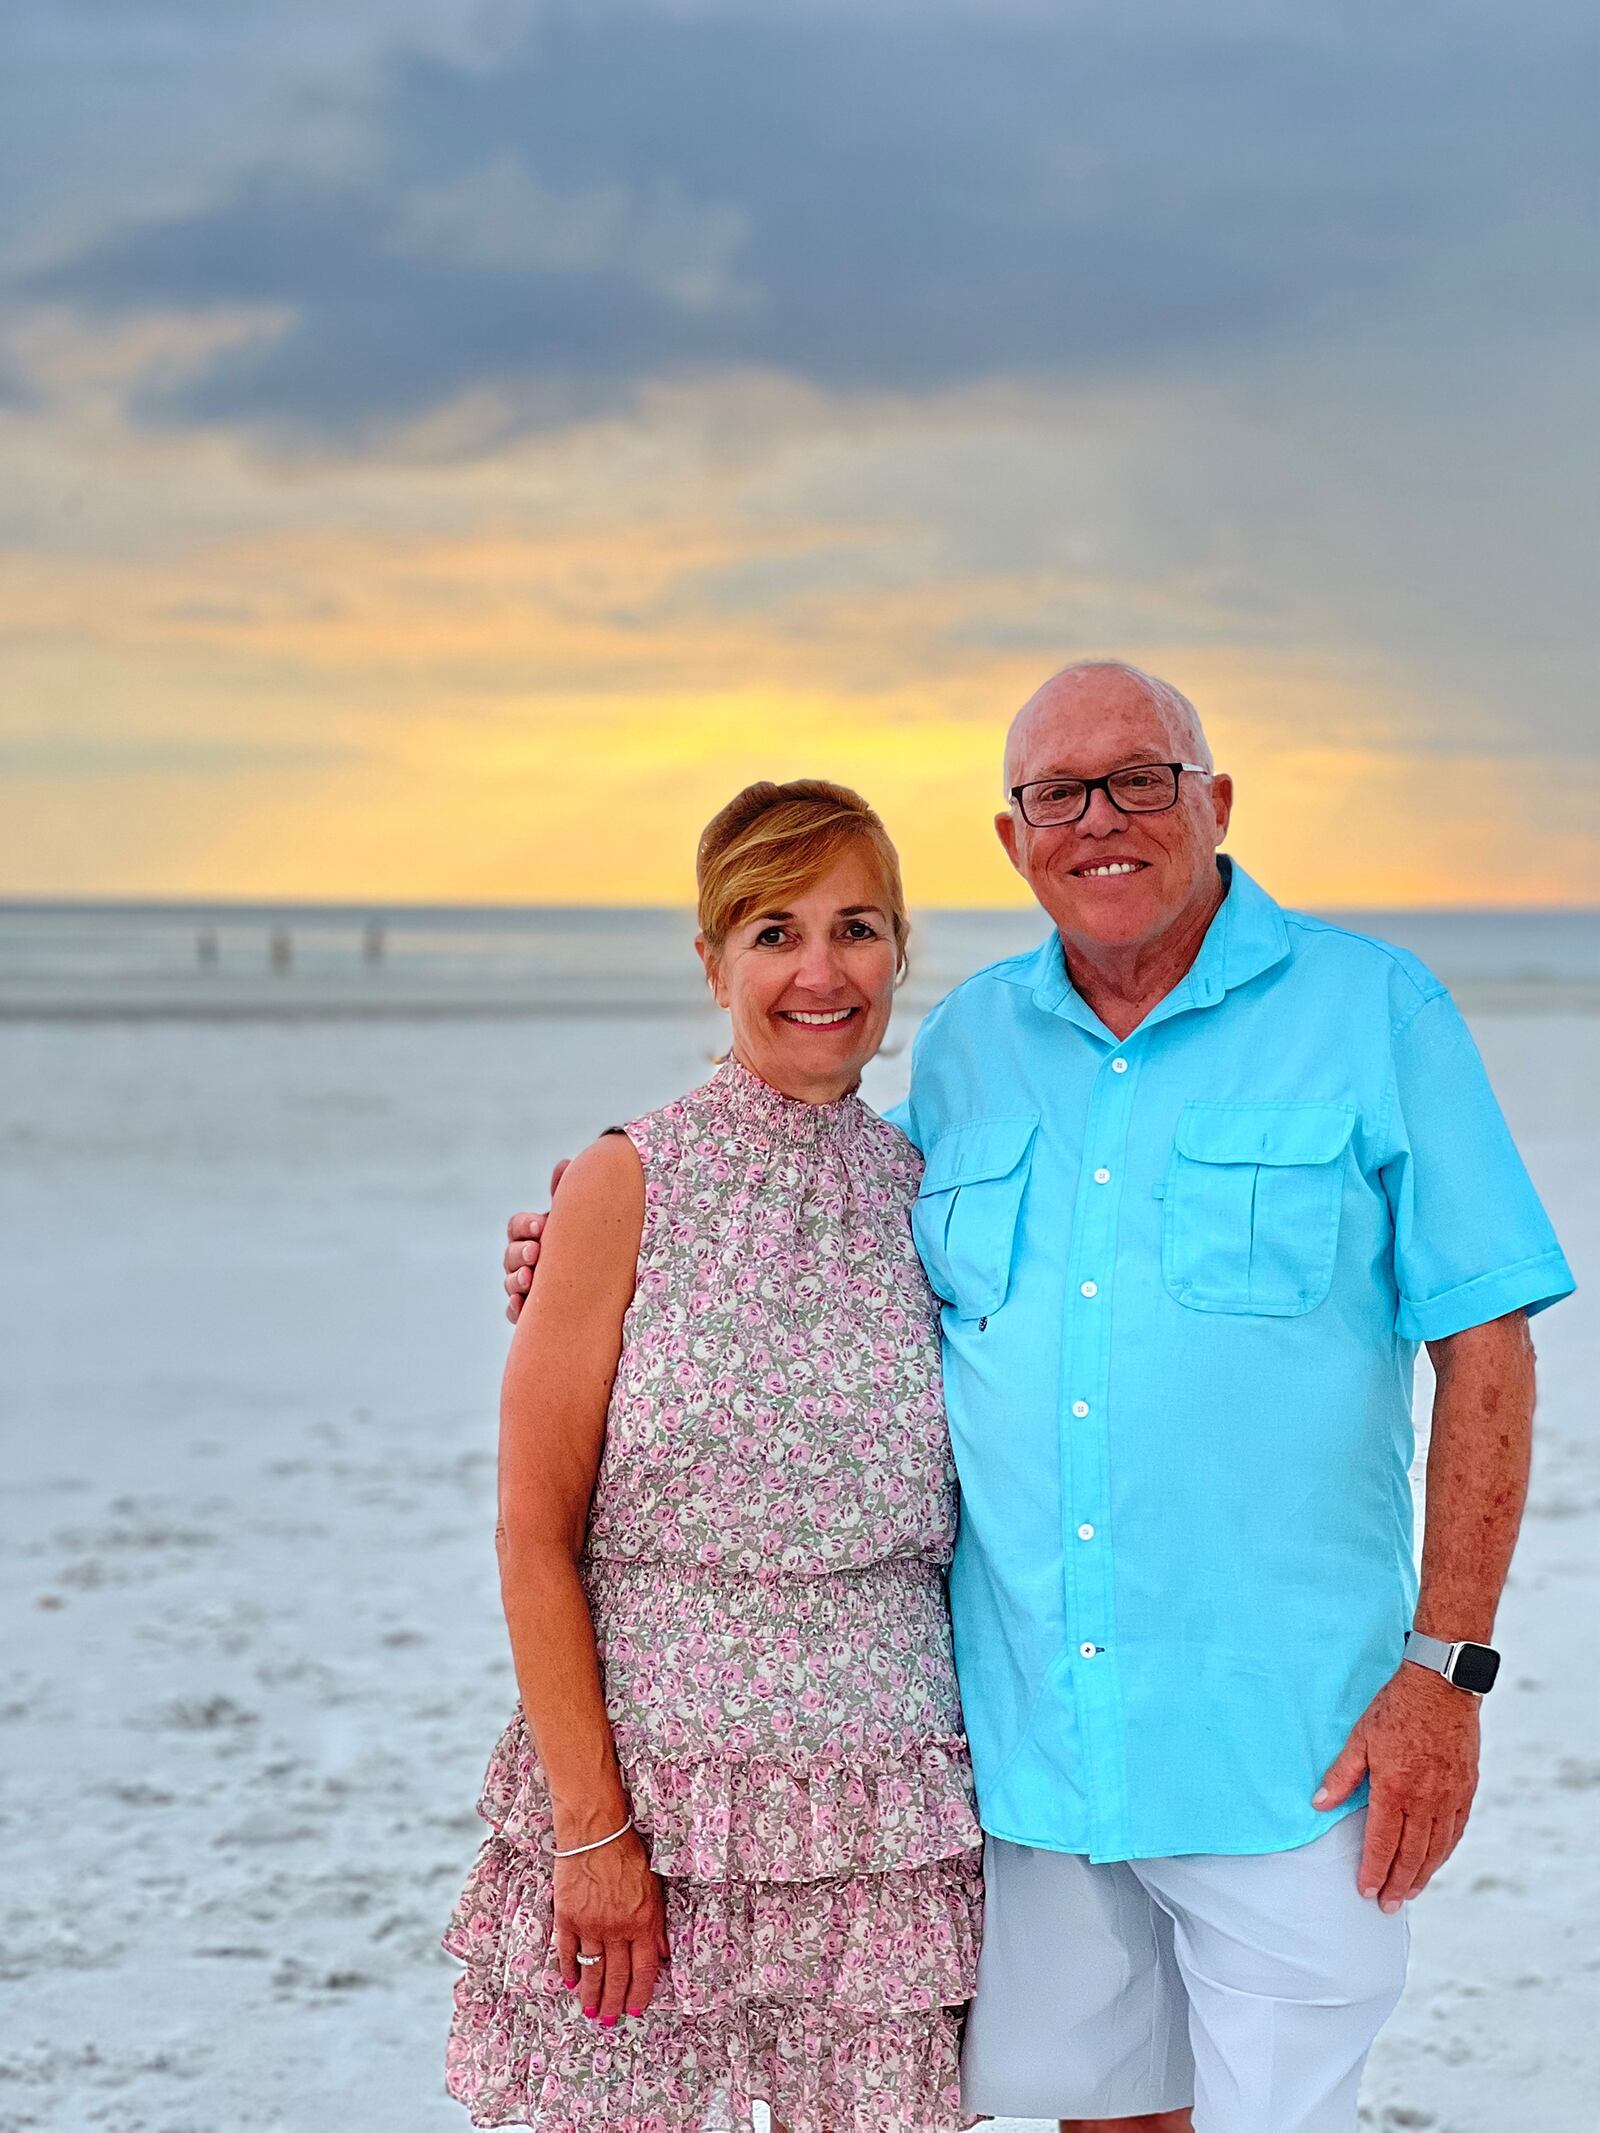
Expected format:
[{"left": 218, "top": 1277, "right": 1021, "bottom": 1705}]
[
  {"left": 1210, "top": 772, "right": 1234, "bottom": 846},
  {"left": 994, "top": 810, "right": 1024, "bottom": 876}
]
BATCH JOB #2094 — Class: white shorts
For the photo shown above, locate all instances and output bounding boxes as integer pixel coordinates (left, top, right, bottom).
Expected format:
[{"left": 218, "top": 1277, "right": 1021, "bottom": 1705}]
[{"left": 961, "top": 1811, "right": 1409, "bottom": 2133}]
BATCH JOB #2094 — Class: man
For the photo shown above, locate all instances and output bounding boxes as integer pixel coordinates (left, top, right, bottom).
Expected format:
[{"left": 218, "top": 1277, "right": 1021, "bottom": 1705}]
[{"left": 505, "top": 662, "right": 1573, "bottom": 2132}]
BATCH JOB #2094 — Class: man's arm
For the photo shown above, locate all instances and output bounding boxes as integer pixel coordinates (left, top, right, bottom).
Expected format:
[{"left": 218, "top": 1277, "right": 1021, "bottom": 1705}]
[
  {"left": 1314, "top": 1308, "right": 1536, "bottom": 1909},
  {"left": 1414, "top": 1310, "right": 1536, "bottom": 1645}
]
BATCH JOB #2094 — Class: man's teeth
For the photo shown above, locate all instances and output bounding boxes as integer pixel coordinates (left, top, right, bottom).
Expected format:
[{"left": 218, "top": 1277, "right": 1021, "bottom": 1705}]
[
  {"left": 783, "top": 1009, "right": 855, "bottom": 1025},
  {"left": 1079, "top": 861, "right": 1144, "bottom": 877}
]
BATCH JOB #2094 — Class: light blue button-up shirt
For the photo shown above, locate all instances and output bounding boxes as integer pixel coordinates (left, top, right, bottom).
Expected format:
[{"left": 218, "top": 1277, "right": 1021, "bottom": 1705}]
[{"left": 893, "top": 859, "right": 1574, "bottom": 1863}]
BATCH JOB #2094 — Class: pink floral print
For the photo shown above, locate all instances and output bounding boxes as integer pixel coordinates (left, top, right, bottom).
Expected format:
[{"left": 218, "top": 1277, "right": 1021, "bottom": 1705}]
[{"left": 445, "top": 1060, "right": 983, "bottom": 2131}]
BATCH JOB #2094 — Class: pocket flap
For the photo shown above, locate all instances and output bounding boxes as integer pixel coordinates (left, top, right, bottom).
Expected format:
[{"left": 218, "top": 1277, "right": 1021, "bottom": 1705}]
[
  {"left": 1174, "top": 1102, "right": 1355, "bottom": 1168},
  {"left": 917, "top": 1114, "right": 1039, "bottom": 1195}
]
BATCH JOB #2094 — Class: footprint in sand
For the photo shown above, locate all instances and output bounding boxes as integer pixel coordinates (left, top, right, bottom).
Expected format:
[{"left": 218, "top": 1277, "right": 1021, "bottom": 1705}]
[{"left": 144, "top": 1694, "right": 260, "bottom": 1733}]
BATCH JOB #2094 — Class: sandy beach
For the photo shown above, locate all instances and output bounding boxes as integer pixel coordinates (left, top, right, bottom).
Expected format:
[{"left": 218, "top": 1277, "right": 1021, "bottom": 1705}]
[{"left": 3, "top": 999, "right": 1596, "bottom": 2132}]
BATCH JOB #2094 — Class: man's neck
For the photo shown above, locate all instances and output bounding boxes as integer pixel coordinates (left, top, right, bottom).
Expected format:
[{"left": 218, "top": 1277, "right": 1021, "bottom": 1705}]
[{"left": 1060, "top": 871, "right": 1228, "bottom": 1042}]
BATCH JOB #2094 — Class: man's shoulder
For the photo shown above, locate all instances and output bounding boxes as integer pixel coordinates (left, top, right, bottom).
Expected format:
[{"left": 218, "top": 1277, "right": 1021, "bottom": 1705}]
[
  {"left": 916, "top": 942, "right": 1049, "bottom": 1040},
  {"left": 1278, "top": 906, "right": 1447, "bottom": 1024}
]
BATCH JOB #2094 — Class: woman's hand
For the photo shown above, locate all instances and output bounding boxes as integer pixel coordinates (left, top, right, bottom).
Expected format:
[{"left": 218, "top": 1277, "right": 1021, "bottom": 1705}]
[{"left": 553, "top": 1831, "right": 669, "bottom": 2024}]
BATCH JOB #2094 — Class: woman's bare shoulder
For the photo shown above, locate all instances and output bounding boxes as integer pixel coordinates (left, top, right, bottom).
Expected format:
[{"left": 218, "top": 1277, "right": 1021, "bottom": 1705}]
[
  {"left": 561, "top": 1128, "right": 645, "bottom": 1191},
  {"left": 537, "top": 1133, "right": 645, "bottom": 1276}
]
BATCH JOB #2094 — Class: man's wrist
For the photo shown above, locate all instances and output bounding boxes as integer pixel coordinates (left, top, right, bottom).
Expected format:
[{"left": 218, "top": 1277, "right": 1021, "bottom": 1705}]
[{"left": 1412, "top": 1601, "right": 1495, "bottom": 1645}]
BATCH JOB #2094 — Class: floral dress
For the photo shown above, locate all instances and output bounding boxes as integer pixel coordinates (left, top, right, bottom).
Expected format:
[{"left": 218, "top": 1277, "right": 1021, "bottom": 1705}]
[{"left": 444, "top": 1059, "right": 984, "bottom": 2132}]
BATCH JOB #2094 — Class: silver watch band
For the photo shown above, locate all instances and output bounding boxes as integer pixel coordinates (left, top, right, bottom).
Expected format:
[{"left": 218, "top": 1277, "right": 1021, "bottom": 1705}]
[
  {"left": 1403, "top": 1630, "right": 1455, "bottom": 1678},
  {"left": 1403, "top": 1629, "right": 1486, "bottom": 1692}
]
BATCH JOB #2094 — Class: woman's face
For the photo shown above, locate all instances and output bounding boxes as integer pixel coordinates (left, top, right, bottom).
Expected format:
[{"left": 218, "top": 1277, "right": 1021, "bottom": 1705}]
[{"left": 699, "top": 846, "right": 900, "bottom": 1104}]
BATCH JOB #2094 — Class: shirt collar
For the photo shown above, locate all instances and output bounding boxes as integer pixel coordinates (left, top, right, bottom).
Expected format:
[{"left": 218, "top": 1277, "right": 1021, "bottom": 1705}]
[{"left": 1006, "top": 857, "right": 1292, "bottom": 1039}]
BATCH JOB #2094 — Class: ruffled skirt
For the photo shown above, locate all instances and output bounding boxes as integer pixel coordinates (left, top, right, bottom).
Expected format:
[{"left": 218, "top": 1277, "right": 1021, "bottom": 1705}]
[{"left": 444, "top": 1559, "right": 984, "bottom": 2132}]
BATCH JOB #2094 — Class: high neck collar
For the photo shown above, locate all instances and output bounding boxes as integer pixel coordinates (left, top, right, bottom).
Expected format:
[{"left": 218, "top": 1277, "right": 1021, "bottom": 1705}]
[{"left": 708, "top": 1056, "right": 868, "bottom": 1141}]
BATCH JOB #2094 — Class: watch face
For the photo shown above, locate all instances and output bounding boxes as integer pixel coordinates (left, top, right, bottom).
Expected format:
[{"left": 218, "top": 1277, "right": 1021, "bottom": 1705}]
[{"left": 1450, "top": 1643, "right": 1500, "bottom": 1694}]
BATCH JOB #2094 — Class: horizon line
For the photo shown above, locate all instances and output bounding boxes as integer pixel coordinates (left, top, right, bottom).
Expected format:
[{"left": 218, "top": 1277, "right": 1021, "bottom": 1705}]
[{"left": 4, "top": 894, "right": 1597, "bottom": 919}]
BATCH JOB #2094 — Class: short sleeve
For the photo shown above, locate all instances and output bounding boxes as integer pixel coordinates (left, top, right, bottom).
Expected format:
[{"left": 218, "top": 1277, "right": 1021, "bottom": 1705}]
[
  {"left": 885, "top": 1018, "right": 938, "bottom": 1153},
  {"left": 1382, "top": 990, "right": 1575, "bottom": 1341}
]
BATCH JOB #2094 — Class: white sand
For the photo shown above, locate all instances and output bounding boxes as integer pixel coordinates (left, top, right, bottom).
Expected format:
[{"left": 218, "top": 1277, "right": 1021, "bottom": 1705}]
[{"left": 2, "top": 1007, "right": 1594, "bottom": 2132}]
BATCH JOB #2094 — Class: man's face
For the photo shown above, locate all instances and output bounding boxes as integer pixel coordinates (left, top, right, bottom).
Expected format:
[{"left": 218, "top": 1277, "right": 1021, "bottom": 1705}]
[{"left": 995, "top": 674, "right": 1233, "bottom": 953}]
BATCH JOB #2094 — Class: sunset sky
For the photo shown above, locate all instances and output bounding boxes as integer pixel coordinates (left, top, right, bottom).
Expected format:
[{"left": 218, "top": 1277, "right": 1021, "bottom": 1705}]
[{"left": 3, "top": 1, "right": 1596, "bottom": 909}]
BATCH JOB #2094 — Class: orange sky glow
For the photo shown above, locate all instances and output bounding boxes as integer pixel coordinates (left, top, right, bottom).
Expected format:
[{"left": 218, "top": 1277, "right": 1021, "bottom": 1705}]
[{"left": 4, "top": 8, "right": 1594, "bottom": 913}]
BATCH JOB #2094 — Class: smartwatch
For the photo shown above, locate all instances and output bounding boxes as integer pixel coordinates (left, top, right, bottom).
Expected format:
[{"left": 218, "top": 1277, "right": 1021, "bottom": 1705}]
[{"left": 1403, "top": 1629, "right": 1500, "bottom": 1696}]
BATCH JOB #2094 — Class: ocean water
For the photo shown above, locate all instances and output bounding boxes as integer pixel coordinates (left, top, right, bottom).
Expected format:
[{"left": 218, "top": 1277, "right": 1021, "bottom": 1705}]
[{"left": 1, "top": 899, "right": 1596, "bottom": 1018}]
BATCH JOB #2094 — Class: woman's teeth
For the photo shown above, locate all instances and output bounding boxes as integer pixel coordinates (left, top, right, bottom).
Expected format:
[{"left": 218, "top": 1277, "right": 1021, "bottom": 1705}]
[
  {"left": 780, "top": 1009, "right": 856, "bottom": 1025},
  {"left": 1078, "top": 861, "right": 1144, "bottom": 877}
]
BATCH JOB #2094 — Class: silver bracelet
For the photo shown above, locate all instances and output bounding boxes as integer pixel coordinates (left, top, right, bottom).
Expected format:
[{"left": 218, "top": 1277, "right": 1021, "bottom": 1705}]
[{"left": 551, "top": 1816, "right": 634, "bottom": 1859}]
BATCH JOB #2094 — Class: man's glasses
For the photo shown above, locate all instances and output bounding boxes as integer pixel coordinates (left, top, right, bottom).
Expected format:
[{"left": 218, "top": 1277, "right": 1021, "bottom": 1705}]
[{"left": 1009, "top": 762, "right": 1212, "bottom": 828}]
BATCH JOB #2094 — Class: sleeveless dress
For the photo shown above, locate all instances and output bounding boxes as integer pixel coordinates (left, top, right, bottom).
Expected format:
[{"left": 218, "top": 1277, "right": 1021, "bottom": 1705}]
[{"left": 443, "top": 1059, "right": 984, "bottom": 2132}]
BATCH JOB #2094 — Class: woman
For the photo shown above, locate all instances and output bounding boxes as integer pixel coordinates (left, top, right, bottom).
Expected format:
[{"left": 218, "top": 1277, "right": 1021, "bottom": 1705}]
[{"left": 444, "top": 780, "right": 985, "bottom": 2132}]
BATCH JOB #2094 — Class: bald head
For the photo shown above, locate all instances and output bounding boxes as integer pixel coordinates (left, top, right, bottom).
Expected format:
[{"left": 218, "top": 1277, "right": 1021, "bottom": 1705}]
[{"left": 1003, "top": 661, "right": 1212, "bottom": 792}]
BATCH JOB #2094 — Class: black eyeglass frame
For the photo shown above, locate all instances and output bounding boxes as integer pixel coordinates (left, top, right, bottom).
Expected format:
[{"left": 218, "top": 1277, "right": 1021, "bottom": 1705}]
[{"left": 1008, "top": 761, "right": 1213, "bottom": 827}]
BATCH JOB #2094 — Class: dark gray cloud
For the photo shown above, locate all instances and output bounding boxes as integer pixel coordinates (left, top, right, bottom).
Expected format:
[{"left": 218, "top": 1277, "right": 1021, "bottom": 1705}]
[{"left": 21, "top": 1, "right": 1595, "bottom": 443}]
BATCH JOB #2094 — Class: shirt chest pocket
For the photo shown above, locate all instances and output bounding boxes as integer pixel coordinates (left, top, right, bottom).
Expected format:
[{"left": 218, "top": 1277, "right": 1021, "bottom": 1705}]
[
  {"left": 1162, "top": 1101, "right": 1356, "bottom": 1317},
  {"left": 911, "top": 1115, "right": 1039, "bottom": 1320}
]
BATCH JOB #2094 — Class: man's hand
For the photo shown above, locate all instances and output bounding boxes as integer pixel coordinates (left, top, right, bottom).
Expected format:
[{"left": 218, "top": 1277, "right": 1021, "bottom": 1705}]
[
  {"left": 1313, "top": 1661, "right": 1480, "bottom": 1912},
  {"left": 503, "top": 1162, "right": 569, "bottom": 1323}
]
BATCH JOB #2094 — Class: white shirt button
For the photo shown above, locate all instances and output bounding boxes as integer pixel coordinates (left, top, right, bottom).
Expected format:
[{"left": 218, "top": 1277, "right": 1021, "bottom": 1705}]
[
  {"left": 1078, "top": 1523, "right": 1096, "bottom": 1541},
  {"left": 1080, "top": 1280, "right": 1098, "bottom": 1298},
  {"left": 1093, "top": 1167, "right": 1111, "bottom": 1184},
  {"left": 1080, "top": 1641, "right": 1099, "bottom": 1658},
  {"left": 1071, "top": 1399, "right": 1090, "bottom": 1418},
  {"left": 1111, "top": 1057, "right": 1129, "bottom": 1073}
]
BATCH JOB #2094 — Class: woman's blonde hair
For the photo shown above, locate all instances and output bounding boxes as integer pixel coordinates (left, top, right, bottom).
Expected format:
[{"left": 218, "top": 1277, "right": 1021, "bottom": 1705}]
[{"left": 696, "top": 779, "right": 910, "bottom": 979}]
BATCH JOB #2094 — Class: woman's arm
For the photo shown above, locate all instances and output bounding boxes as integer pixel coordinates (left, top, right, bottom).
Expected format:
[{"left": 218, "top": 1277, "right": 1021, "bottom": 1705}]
[{"left": 494, "top": 1131, "right": 664, "bottom": 2025}]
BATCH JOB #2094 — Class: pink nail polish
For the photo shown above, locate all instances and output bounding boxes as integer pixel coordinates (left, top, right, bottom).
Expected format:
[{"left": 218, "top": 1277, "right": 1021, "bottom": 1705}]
[
  {"left": 582, "top": 2005, "right": 598, "bottom": 2019},
  {"left": 600, "top": 2015, "right": 618, "bottom": 2029},
  {"left": 626, "top": 2007, "right": 644, "bottom": 2018},
  {"left": 562, "top": 1978, "right": 578, "bottom": 1991}
]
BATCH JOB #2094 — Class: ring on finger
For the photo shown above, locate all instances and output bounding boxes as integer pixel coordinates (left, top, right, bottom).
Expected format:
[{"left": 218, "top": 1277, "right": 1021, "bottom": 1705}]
[{"left": 575, "top": 1950, "right": 603, "bottom": 1968}]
